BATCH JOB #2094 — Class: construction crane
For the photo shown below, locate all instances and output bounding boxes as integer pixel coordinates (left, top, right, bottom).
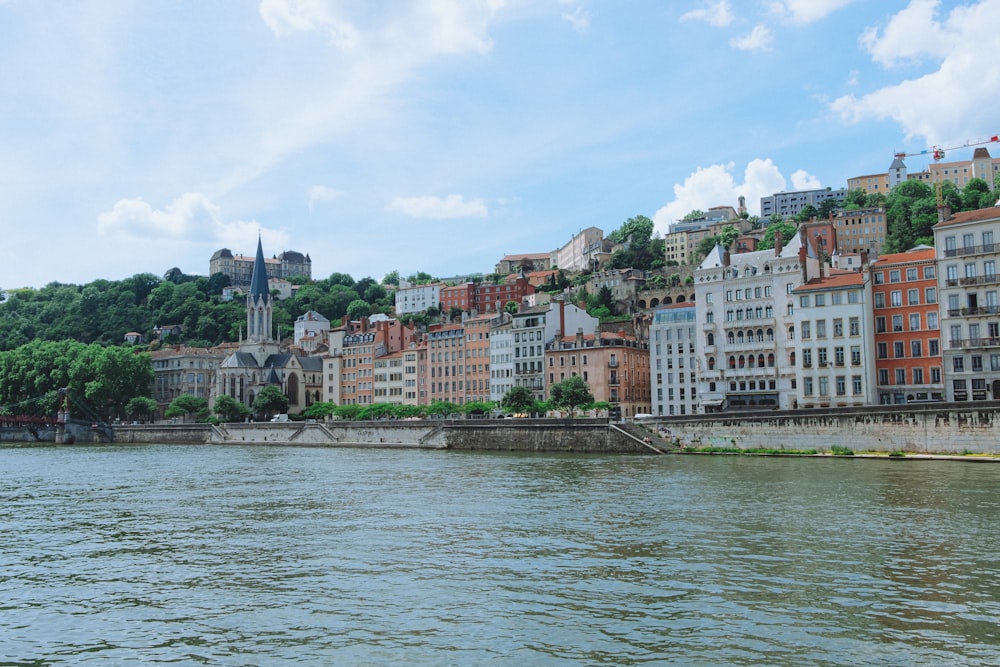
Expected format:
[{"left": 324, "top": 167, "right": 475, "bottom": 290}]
[{"left": 894, "top": 134, "right": 999, "bottom": 161}]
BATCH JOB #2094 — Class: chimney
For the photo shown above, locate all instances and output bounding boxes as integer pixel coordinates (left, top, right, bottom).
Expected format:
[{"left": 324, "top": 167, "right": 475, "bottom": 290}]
[
  {"left": 576, "top": 327, "right": 584, "bottom": 349},
  {"left": 799, "top": 242, "right": 808, "bottom": 283},
  {"left": 558, "top": 299, "right": 566, "bottom": 340},
  {"left": 937, "top": 203, "right": 952, "bottom": 223},
  {"left": 774, "top": 230, "right": 783, "bottom": 257},
  {"left": 723, "top": 250, "right": 730, "bottom": 267}
]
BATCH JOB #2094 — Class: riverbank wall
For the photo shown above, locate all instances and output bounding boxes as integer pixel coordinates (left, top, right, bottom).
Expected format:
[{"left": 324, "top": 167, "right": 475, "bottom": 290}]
[
  {"left": 112, "top": 418, "right": 661, "bottom": 454},
  {"left": 653, "top": 401, "right": 1000, "bottom": 454},
  {"left": 91, "top": 402, "right": 1000, "bottom": 454}
]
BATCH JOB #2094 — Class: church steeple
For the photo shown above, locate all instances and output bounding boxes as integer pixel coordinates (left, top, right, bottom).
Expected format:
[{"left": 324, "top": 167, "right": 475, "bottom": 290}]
[{"left": 247, "top": 235, "right": 274, "bottom": 344}]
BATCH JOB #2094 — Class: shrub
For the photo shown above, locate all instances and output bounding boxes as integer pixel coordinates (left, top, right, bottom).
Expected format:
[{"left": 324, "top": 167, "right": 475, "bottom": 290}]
[{"left": 831, "top": 445, "right": 854, "bottom": 456}]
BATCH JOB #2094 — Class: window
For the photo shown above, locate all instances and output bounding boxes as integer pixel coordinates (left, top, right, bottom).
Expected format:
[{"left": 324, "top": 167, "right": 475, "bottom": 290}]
[
  {"left": 874, "top": 272, "right": 884, "bottom": 284},
  {"left": 909, "top": 313, "right": 920, "bottom": 331},
  {"left": 834, "top": 347, "right": 845, "bottom": 366},
  {"left": 876, "top": 317, "right": 886, "bottom": 333},
  {"left": 947, "top": 264, "right": 958, "bottom": 281},
  {"left": 802, "top": 349, "right": 813, "bottom": 368},
  {"left": 925, "top": 287, "right": 937, "bottom": 304},
  {"left": 836, "top": 376, "right": 846, "bottom": 396},
  {"left": 907, "top": 289, "right": 919, "bottom": 306},
  {"left": 894, "top": 341, "right": 904, "bottom": 358},
  {"left": 890, "top": 291, "right": 902, "bottom": 307},
  {"left": 929, "top": 339, "right": 940, "bottom": 356},
  {"left": 892, "top": 315, "right": 903, "bottom": 332},
  {"left": 878, "top": 369, "right": 889, "bottom": 385},
  {"left": 851, "top": 345, "right": 861, "bottom": 365},
  {"left": 853, "top": 375, "right": 863, "bottom": 395},
  {"left": 913, "top": 368, "right": 924, "bottom": 384},
  {"left": 818, "top": 348, "right": 828, "bottom": 366},
  {"left": 815, "top": 294, "right": 826, "bottom": 307},
  {"left": 875, "top": 293, "right": 885, "bottom": 308},
  {"left": 849, "top": 317, "right": 860, "bottom": 336},
  {"left": 906, "top": 268, "right": 918, "bottom": 281},
  {"left": 877, "top": 342, "right": 888, "bottom": 359},
  {"left": 802, "top": 321, "right": 811, "bottom": 339},
  {"left": 889, "top": 270, "right": 901, "bottom": 283},
  {"left": 972, "top": 355, "right": 984, "bottom": 372},
  {"left": 924, "top": 266, "right": 936, "bottom": 279},
  {"left": 953, "top": 357, "right": 965, "bottom": 372},
  {"left": 816, "top": 320, "right": 826, "bottom": 338},
  {"left": 819, "top": 377, "right": 829, "bottom": 396},
  {"left": 800, "top": 295, "right": 810, "bottom": 308},
  {"left": 911, "top": 340, "right": 922, "bottom": 357},
  {"left": 895, "top": 369, "right": 906, "bottom": 385},
  {"left": 804, "top": 377, "right": 814, "bottom": 396},
  {"left": 931, "top": 367, "right": 941, "bottom": 383},
  {"left": 833, "top": 318, "right": 843, "bottom": 337}
]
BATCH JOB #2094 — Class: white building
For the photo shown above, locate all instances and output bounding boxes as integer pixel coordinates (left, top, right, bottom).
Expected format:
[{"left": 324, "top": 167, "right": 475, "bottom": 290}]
[
  {"left": 650, "top": 303, "right": 698, "bottom": 416},
  {"left": 791, "top": 271, "right": 877, "bottom": 409},
  {"left": 933, "top": 205, "right": 1000, "bottom": 401},
  {"left": 510, "top": 300, "right": 598, "bottom": 401},
  {"left": 295, "top": 311, "right": 330, "bottom": 347},
  {"left": 552, "top": 227, "right": 604, "bottom": 272},
  {"left": 394, "top": 281, "right": 442, "bottom": 315},
  {"left": 694, "top": 231, "right": 818, "bottom": 412},
  {"left": 490, "top": 319, "right": 515, "bottom": 403}
]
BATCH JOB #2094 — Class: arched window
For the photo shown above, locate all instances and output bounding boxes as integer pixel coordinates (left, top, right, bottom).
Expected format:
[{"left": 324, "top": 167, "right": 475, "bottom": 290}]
[
  {"left": 748, "top": 355, "right": 756, "bottom": 368},
  {"left": 729, "top": 356, "right": 736, "bottom": 369},
  {"left": 767, "top": 328, "right": 774, "bottom": 341},
  {"left": 757, "top": 329, "right": 764, "bottom": 342},
  {"left": 708, "top": 357, "right": 716, "bottom": 370},
  {"left": 738, "top": 355, "right": 746, "bottom": 368},
  {"left": 757, "top": 354, "right": 765, "bottom": 367},
  {"left": 707, "top": 333, "right": 715, "bottom": 346},
  {"left": 767, "top": 353, "right": 775, "bottom": 367},
  {"left": 789, "top": 351, "right": 796, "bottom": 365},
  {"left": 737, "top": 331, "right": 745, "bottom": 344},
  {"left": 727, "top": 332, "right": 735, "bottom": 344}
]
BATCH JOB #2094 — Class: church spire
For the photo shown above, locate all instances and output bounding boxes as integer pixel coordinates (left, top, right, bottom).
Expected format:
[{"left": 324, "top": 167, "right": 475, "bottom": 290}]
[{"left": 249, "top": 234, "right": 270, "bottom": 301}]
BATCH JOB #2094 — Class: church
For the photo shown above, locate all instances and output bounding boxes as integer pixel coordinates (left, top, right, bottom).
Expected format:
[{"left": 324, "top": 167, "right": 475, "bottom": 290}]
[{"left": 215, "top": 236, "right": 323, "bottom": 415}]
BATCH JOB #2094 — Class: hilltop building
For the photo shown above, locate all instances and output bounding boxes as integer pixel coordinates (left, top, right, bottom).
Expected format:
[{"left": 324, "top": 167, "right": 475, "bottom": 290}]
[{"left": 210, "top": 247, "right": 311, "bottom": 285}]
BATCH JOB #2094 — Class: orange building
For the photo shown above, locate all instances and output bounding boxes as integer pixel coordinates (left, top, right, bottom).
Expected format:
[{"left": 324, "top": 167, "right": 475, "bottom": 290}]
[
  {"left": 870, "top": 246, "right": 944, "bottom": 403},
  {"left": 464, "top": 313, "right": 506, "bottom": 405},
  {"left": 545, "top": 330, "right": 651, "bottom": 418},
  {"left": 426, "top": 324, "right": 466, "bottom": 405}
]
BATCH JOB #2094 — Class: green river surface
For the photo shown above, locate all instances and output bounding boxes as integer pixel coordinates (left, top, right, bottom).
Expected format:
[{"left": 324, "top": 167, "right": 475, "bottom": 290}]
[{"left": 1, "top": 444, "right": 999, "bottom": 666}]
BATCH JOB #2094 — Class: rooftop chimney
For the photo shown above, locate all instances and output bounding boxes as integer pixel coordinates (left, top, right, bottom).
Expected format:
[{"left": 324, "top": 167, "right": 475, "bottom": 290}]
[{"left": 774, "top": 230, "right": 783, "bottom": 257}]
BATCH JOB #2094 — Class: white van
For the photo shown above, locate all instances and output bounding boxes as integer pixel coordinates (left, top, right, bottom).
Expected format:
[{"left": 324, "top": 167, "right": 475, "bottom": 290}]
[{"left": 270, "top": 413, "right": 289, "bottom": 422}]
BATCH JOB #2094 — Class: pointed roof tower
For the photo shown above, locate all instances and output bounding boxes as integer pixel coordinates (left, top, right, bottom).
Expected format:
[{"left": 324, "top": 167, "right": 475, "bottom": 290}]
[{"left": 250, "top": 235, "right": 270, "bottom": 301}]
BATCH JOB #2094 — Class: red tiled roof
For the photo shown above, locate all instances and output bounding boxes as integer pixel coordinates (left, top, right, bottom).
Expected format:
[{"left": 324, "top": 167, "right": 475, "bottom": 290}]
[
  {"left": 872, "top": 247, "right": 935, "bottom": 265},
  {"left": 793, "top": 272, "right": 864, "bottom": 292},
  {"left": 933, "top": 207, "right": 1000, "bottom": 228}
]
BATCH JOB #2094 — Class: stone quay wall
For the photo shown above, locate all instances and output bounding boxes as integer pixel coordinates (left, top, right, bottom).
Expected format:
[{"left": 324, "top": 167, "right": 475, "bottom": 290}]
[
  {"left": 111, "top": 419, "right": 655, "bottom": 453},
  {"left": 652, "top": 401, "right": 1000, "bottom": 454}
]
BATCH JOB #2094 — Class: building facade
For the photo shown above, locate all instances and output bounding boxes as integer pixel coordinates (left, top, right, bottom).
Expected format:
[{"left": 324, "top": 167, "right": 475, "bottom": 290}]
[
  {"left": 870, "top": 247, "right": 944, "bottom": 404},
  {"left": 933, "top": 206, "right": 1000, "bottom": 401},
  {"left": 650, "top": 304, "right": 698, "bottom": 416},
  {"left": 760, "top": 188, "right": 847, "bottom": 219},
  {"left": 210, "top": 247, "right": 311, "bottom": 285}
]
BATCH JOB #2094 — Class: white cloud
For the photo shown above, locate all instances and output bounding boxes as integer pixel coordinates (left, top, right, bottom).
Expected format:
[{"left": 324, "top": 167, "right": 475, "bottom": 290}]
[
  {"left": 831, "top": 0, "right": 1000, "bottom": 145},
  {"left": 790, "top": 169, "right": 821, "bottom": 190},
  {"left": 561, "top": 7, "right": 590, "bottom": 32},
  {"left": 766, "top": 0, "right": 856, "bottom": 24},
  {"left": 386, "top": 194, "right": 488, "bottom": 219},
  {"left": 258, "top": 0, "right": 360, "bottom": 48},
  {"left": 307, "top": 185, "right": 346, "bottom": 211},
  {"left": 680, "top": 0, "right": 735, "bottom": 27},
  {"left": 730, "top": 25, "right": 773, "bottom": 52},
  {"left": 653, "top": 159, "right": 788, "bottom": 232},
  {"left": 97, "top": 193, "right": 288, "bottom": 249},
  {"left": 858, "top": 0, "right": 946, "bottom": 67}
]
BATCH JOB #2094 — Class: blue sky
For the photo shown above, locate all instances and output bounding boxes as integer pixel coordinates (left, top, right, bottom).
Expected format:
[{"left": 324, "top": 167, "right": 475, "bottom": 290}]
[{"left": 2, "top": 0, "right": 998, "bottom": 289}]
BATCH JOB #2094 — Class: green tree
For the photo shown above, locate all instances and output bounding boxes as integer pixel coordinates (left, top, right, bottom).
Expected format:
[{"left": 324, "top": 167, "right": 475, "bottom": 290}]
[
  {"left": 303, "top": 401, "right": 337, "bottom": 419},
  {"left": 504, "top": 300, "right": 519, "bottom": 314},
  {"left": 382, "top": 270, "right": 400, "bottom": 286},
  {"left": 346, "top": 299, "right": 372, "bottom": 320},
  {"left": 253, "top": 385, "right": 289, "bottom": 418},
  {"left": 501, "top": 385, "right": 535, "bottom": 414},
  {"left": 213, "top": 394, "right": 251, "bottom": 422},
  {"left": 817, "top": 198, "right": 840, "bottom": 220},
  {"left": 548, "top": 376, "right": 594, "bottom": 417},
  {"left": 125, "top": 396, "right": 158, "bottom": 423},
  {"left": 334, "top": 404, "right": 363, "bottom": 420},
  {"left": 759, "top": 221, "right": 798, "bottom": 251},
  {"left": 165, "top": 394, "right": 209, "bottom": 422},
  {"left": 682, "top": 209, "right": 705, "bottom": 221},
  {"left": 427, "top": 400, "right": 460, "bottom": 417},
  {"left": 718, "top": 224, "right": 740, "bottom": 249},
  {"left": 794, "top": 204, "right": 819, "bottom": 223}
]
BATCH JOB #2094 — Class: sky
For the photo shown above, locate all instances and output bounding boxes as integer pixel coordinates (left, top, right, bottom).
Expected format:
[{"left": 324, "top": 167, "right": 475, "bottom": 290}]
[{"left": 2, "top": 0, "right": 1000, "bottom": 290}]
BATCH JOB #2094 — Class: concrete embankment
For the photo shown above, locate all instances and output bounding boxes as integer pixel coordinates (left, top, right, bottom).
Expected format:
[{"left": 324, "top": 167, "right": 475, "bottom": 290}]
[
  {"left": 654, "top": 401, "right": 1000, "bottom": 455},
  {"left": 112, "top": 418, "right": 664, "bottom": 454}
]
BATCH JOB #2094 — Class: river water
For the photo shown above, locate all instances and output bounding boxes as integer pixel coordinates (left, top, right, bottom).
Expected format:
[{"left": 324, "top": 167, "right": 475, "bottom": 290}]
[{"left": 2, "top": 444, "right": 999, "bottom": 666}]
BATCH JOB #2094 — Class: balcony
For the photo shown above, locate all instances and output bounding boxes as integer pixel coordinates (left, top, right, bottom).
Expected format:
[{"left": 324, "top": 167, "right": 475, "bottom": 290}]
[
  {"left": 948, "top": 337, "right": 1000, "bottom": 350},
  {"left": 945, "top": 274, "right": 1000, "bottom": 288},
  {"left": 943, "top": 243, "right": 997, "bottom": 258}
]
